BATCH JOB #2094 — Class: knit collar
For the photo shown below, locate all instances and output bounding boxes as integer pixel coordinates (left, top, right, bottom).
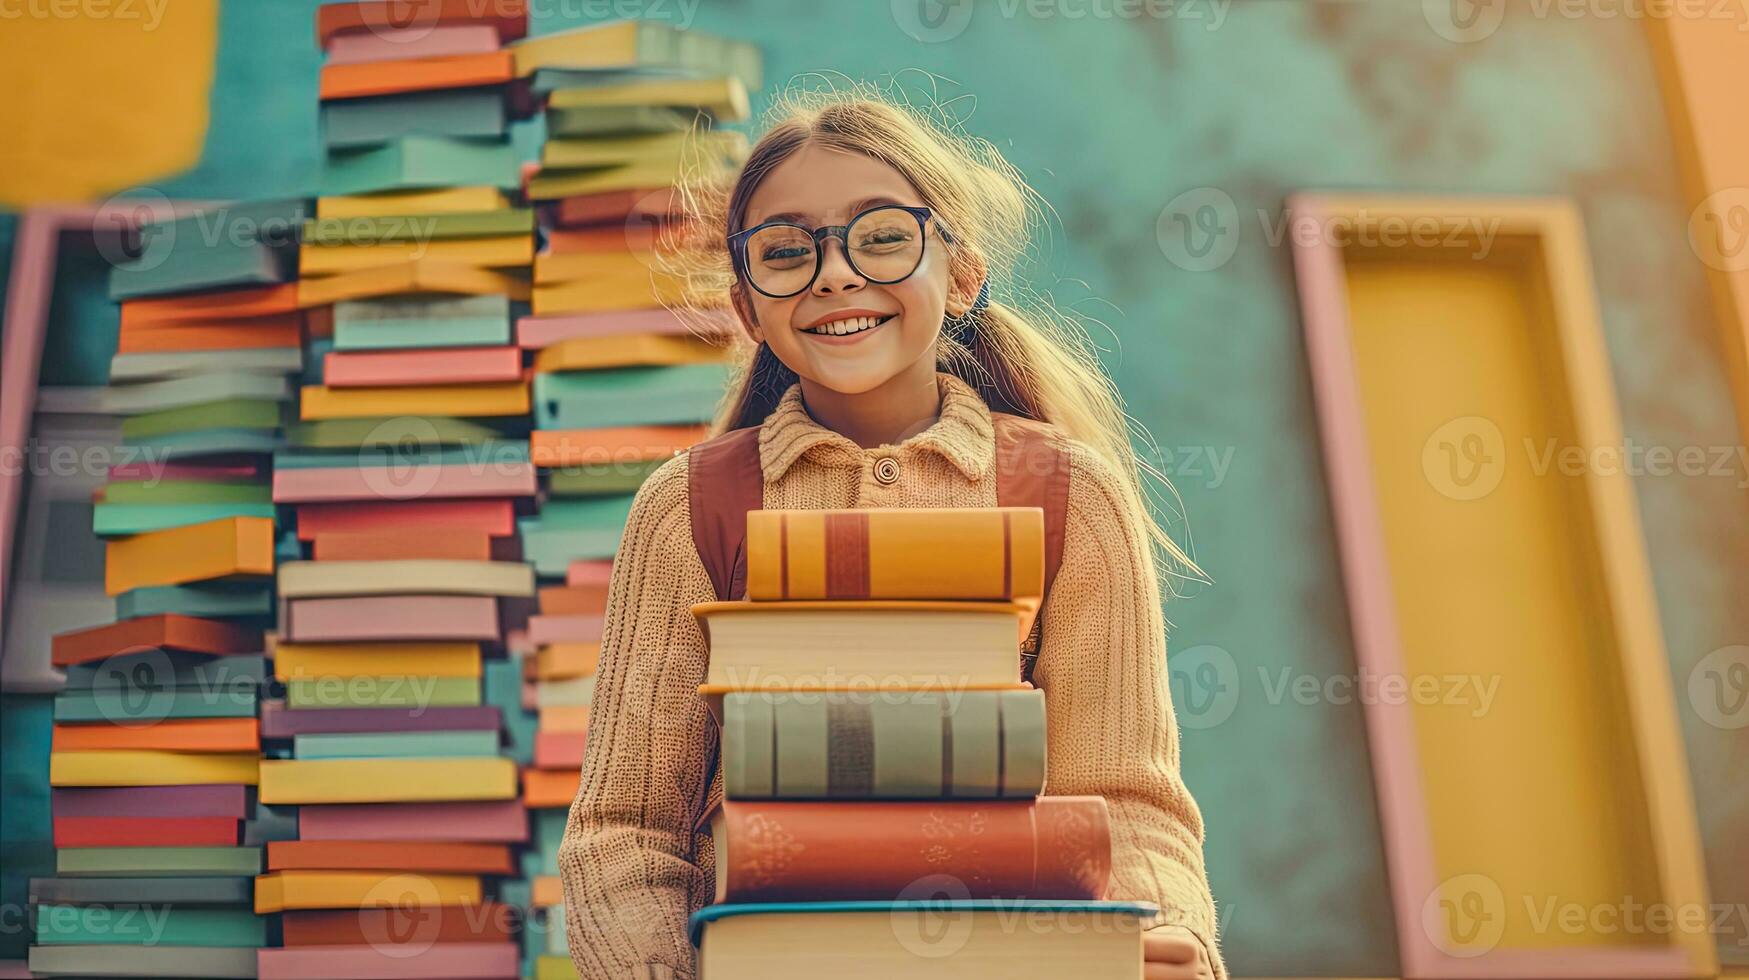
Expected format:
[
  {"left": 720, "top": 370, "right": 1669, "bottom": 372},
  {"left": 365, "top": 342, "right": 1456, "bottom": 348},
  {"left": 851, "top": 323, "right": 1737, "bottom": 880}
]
[{"left": 758, "top": 371, "right": 995, "bottom": 483}]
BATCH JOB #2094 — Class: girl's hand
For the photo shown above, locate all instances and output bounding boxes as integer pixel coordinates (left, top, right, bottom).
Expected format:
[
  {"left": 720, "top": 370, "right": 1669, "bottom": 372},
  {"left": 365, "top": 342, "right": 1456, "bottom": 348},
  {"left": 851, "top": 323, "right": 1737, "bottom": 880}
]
[{"left": 1144, "top": 925, "right": 1215, "bottom": 980}]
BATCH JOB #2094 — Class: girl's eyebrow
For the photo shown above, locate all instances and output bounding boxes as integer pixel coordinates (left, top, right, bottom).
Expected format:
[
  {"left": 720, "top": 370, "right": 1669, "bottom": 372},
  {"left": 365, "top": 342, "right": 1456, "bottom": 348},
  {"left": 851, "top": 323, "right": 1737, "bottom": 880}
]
[{"left": 754, "top": 195, "right": 907, "bottom": 227}]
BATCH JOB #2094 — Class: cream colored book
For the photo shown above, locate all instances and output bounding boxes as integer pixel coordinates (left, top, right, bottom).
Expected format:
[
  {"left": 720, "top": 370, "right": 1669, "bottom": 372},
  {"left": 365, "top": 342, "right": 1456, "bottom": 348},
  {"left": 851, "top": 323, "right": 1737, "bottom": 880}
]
[
  {"left": 534, "top": 675, "right": 596, "bottom": 709},
  {"left": 278, "top": 560, "right": 535, "bottom": 599}
]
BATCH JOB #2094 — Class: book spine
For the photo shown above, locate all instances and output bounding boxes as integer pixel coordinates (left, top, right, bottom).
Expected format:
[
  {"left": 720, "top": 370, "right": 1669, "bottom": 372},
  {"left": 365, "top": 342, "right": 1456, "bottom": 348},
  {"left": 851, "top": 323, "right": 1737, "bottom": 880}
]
[
  {"left": 722, "top": 690, "right": 1045, "bottom": 800},
  {"left": 714, "top": 796, "right": 1111, "bottom": 902}
]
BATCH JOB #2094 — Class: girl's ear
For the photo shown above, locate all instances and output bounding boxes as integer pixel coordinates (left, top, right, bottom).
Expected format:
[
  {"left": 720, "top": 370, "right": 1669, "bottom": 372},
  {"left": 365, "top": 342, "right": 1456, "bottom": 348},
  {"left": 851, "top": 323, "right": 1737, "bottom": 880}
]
[
  {"left": 946, "top": 252, "right": 990, "bottom": 317},
  {"left": 729, "top": 280, "right": 763, "bottom": 344}
]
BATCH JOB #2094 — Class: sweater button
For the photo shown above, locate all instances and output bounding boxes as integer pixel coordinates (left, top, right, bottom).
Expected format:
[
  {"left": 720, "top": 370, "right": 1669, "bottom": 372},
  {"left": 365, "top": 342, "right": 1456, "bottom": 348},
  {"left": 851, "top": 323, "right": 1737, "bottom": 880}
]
[{"left": 873, "top": 456, "right": 899, "bottom": 485}]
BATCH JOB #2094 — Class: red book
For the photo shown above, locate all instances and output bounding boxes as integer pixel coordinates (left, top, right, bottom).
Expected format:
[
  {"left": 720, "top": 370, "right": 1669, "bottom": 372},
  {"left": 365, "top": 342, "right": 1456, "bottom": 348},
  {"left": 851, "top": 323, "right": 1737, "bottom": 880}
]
[
  {"left": 532, "top": 731, "right": 584, "bottom": 770},
  {"left": 543, "top": 187, "right": 678, "bottom": 228},
  {"left": 536, "top": 583, "right": 607, "bottom": 616},
  {"left": 118, "top": 283, "right": 300, "bottom": 328},
  {"left": 294, "top": 499, "right": 515, "bottom": 540},
  {"left": 281, "top": 903, "right": 514, "bottom": 946},
  {"left": 54, "top": 816, "right": 239, "bottom": 848},
  {"left": 711, "top": 796, "right": 1112, "bottom": 904},
  {"left": 267, "top": 840, "right": 515, "bottom": 874},
  {"left": 51, "top": 615, "right": 262, "bottom": 667},
  {"left": 322, "top": 347, "right": 523, "bottom": 388},
  {"left": 316, "top": 0, "right": 528, "bottom": 46}
]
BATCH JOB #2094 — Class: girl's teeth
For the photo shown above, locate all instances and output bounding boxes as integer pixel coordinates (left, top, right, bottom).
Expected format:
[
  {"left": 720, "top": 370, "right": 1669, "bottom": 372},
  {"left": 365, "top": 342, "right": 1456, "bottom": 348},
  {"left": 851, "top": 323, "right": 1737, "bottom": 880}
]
[{"left": 809, "top": 315, "right": 888, "bottom": 336}]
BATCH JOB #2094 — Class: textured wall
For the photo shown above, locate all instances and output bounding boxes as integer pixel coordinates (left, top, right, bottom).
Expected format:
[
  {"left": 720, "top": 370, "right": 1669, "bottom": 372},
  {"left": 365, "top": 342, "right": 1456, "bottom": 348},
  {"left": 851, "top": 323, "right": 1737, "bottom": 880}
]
[{"left": 5, "top": 2, "right": 1747, "bottom": 974}]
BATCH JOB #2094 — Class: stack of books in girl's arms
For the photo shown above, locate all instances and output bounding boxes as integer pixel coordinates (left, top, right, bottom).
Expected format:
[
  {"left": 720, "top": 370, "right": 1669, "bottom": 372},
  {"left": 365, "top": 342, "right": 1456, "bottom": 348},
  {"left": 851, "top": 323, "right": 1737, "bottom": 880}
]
[{"left": 690, "top": 508, "right": 1158, "bottom": 979}]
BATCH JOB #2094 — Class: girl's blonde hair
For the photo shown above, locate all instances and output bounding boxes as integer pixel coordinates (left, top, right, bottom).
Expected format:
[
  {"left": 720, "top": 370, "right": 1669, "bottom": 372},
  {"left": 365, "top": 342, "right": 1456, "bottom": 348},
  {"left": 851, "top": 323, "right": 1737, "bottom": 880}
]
[{"left": 660, "top": 78, "right": 1202, "bottom": 594}]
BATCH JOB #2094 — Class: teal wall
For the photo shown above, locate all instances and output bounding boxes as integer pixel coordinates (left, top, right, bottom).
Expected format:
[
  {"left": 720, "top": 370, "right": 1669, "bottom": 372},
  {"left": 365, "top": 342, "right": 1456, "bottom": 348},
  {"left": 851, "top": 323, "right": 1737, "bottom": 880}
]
[{"left": 6, "top": 2, "right": 1748, "bottom": 973}]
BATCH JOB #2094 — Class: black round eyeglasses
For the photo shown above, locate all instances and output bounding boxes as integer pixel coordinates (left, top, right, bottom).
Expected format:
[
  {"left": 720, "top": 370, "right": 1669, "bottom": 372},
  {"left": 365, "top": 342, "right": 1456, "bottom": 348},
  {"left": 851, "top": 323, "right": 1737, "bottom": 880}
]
[{"left": 727, "top": 204, "right": 954, "bottom": 299}]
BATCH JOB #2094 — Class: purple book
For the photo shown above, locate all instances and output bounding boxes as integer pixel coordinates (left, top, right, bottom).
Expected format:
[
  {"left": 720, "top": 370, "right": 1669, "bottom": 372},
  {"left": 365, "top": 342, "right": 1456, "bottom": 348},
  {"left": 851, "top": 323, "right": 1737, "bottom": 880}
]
[
  {"left": 52, "top": 784, "right": 250, "bottom": 818},
  {"left": 259, "top": 700, "right": 501, "bottom": 738}
]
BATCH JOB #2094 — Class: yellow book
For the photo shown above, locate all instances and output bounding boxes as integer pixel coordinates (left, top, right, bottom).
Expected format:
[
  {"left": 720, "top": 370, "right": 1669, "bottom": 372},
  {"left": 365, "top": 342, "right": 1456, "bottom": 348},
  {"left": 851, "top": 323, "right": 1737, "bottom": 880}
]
[
  {"left": 539, "top": 705, "right": 590, "bottom": 733},
  {"left": 535, "top": 955, "right": 581, "bottom": 980},
  {"left": 299, "top": 381, "right": 530, "bottom": 421},
  {"left": 258, "top": 757, "right": 517, "bottom": 804},
  {"left": 525, "top": 156, "right": 736, "bottom": 201},
  {"left": 317, "top": 186, "right": 507, "bottom": 218},
  {"left": 541, "top": 129, "right": 747, "bottom": 170},
  {"left": 50, "top": 751, "right": 260, "bottom": 787},
  {"left": 254, "top": 871, "right": 481, "bottom": 914},
  {"left": 531, "top": 875, "right": 563, "bottom": 907},
  {"left": 533, "top": 333, "right": 725, "bottom": 374},
  {"left": 534, "top": 643, "right": 599, "bottom": 681},
  {"left": 533, "top": 250, "right": 668, "bottom": 285},
  {"left": 296, "top": 259, "right": 532, "bottom": 307},
  {"left": 299, "top": 235, "right": 534, "bottom": 276},
  {"left": 278, "top": 559, "right": 536, "bottom": 599},
  {"left": 532, "top": 272, "right": 689, "bottom": 316},
  {"left": 272, "top": 641, "right": 482, "bottom": 681},
  {"left": 547, "top": 75, "right": 748, "bottom": 118},
  {"left": 105, "top": 516, "right": 275, "bottom": 596}
]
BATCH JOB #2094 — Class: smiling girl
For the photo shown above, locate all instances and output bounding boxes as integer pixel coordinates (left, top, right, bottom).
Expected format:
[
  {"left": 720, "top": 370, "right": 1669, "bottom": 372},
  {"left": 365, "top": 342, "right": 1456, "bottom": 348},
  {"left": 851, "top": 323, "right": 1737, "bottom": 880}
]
[{"left": 558, "top": 84, "right": 1224, "bottom": 980}]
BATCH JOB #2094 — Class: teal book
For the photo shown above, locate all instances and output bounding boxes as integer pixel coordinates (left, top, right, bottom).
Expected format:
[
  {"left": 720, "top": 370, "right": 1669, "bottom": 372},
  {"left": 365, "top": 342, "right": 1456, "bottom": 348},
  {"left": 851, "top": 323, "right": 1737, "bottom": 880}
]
[
  {"left": 122, "top": 429, "right": 284, "bottom": 458},
  {"left": 301, "top": 337, "right": 334, "bottom": 386},
  {"left": 517, "top": 494, "right": 635, "bottom": 574},
  {"left": 482, "top": 658, "right": 535, "bottom": 767},
  {"left": 534, "top": 362, "right": 730, "bottom": 429},
  {"left": 333, "top": 317, "right": 511, "bottom": 350},
  {"left": 272, "top": 440, "right": 528, "bottom": 470},
  {"left": 34, "top": 904, "right": 265, "bottom": 947},
  {"left": 55, "top": 846, "right": 262, "bottom": 878},
  {"left": 320, "top": 87, "right": 507, "bottom": 150},
  {"left": 292, "top": 731, "right": 500, "bottom": 760},
  {"left": 29, "top": 876, "right": 252, "bottom": 906},
  {"left": 108, "top": 199, "right": 307, "bottom": 301},
  {"left": 63, "top": 653, "right": 267, "bottom": 691},
  {"left": 285, "top": 416, "right": 520, "bottom": 450},
  {"left": 242, "top": 805, "right": 299, "bottom": 847},
  {"left": 117, "top": 582, "right": 274, "bottom": 620},
  {"left": 690, "top": 899, "right": 1159, "bottom": 944},
  {"left": 526, "top": 23, "right": 761, "bottom": 93},
  {"left": 92, "top": 503, "right": 275, "bottom": 537},
  {"left": 29, "top": 944, "right": 258, "bottom": 978},
  {"left": 54, "top": 687, "right": 259, "bottom": 723},
  {"left": 321, "top": 135, "right": 518, "bottom": 195}
]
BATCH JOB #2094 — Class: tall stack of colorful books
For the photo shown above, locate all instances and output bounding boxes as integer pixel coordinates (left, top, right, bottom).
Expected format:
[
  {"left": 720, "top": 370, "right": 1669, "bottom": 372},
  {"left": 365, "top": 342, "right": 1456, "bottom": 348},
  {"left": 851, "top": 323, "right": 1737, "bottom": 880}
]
[
  {"left": 688, "top": 508, "right": 1157, "bottom": 979},
  {"left": 29, "top": 201, "right": 303, "bottom": 977},
  {"left": 496, "top": 23, "right": 761, "bottom": 975},
  {"left": 247, "top": 3, "right": 537, "bottom": 978}
]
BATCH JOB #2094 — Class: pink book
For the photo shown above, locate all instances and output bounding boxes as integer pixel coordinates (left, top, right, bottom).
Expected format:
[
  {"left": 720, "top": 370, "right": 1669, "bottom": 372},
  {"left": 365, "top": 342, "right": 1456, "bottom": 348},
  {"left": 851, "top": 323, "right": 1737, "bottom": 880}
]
[
  {"left": 566, "top": 559, "right": 613, "bottom": 588},
  {"left": 298, "top": 800, "right": 529, "bottom": 842},
  {"left": 257, "top": 942, "right": 518, "bottom": 979},
  {"left": 515, "top": 307, "right": 733, "bottom": 348},
  {"left": 109, "top": 459, "right": 263, "bottom": 481},
  {"left": 323, "top": 347, "right": 523, "bottom": 388},
  {"left": 280, "top": 595, "right": 500, "bottom": 642},
  {"left": 520, "top": 679, "right": 537, "bottom": 713},
  {"left": 294, "top": 499, "right": 515, "bottom": 540},
  {"left": 324, "top": 23, "right": 503, "bottom": 64},
  {"left": 527, "top": 613, "right": 602, "bottom": 646},
  {"left": 274, "top": 464, "right": 536, "bottom": 503}
]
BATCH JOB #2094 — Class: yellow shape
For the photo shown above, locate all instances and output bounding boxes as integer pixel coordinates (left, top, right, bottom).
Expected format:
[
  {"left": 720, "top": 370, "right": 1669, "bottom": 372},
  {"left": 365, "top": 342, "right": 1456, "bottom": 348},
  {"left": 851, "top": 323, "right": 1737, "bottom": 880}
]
[
  {"left": 272, "top": 641, "right": 482, "bottom": 681},
  {"left": 50, "top": 750, "right": 259, "bottom": 787},
  {"left": 317, "top": 186, "right": 509, "bottom": 218},
  {"left": 299, "top": 381, "right": 529, "bottom": 421},
  {"left": 258, "top": 757, "right": 517, "bottom": 804},
  {"left": 300, "top": 235, "right": 534, "bottom": 276},
  {"left": 0, "top": 0, "right": 216, "bottom": 206}
]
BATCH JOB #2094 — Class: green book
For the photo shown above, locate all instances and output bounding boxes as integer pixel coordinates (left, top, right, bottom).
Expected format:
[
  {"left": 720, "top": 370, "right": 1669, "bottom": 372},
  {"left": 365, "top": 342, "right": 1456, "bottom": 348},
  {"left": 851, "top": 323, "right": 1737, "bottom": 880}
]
[
  {"left": 243, "top": 805, "right": 299, "bottom": 847},
  {"left": 63, "top": 653, "right": 266, "bottom": 691},
  {"left": 321, "top": 87, "right": 507, "bottom": 149},
  {"left": 29, "top": 876, "right": 252, "bottom": 906},
  {"left": 525, "top": 22, "right": 762, "bottom": 93},
  {"left": 545, "top": 103, "right": 701, "bottom": 139},
  {"left": 29, "top": 943, "right": 259, "bottom": 978},
  {"left": 108, "top": 199, "right": 308, "bottom": 301},
  {"left": 92, "top": 503, "right": 275, "bottom": 537},
  {"left": 321, "top": 135, "right": 518, "bottom": 196},
  {"left": 102, "top": 479, "right": 273, "bottom": 506},
  {"left": 272, "top": 440, "right": 528, "bottom": 470},
  {"left": 286, "top": 416, "right": 520, "bottom": 450},
  {"left": 285, "top": 676, "right": 481, "bottom": 710},
  {"left": 534, "top": 362, "right": 730, "bottom": 429},
  {"left": 116, "top": 583, "right": 273, "bottom": 621},
  {"left": 546, "top": 457, "right": 665, "bottom": 497},
  {"left": 293, "top": 730, "right": 500, "bottom": 760},
  {"left": 303, "top": 207, "right": 533, "bottom": 245},
  {"left": 517, "top": 495, "right": 636, "bottom": 574},
  {"left": 722, "top": 689, "right": 1047, "bottom": 800},
  {"left": 34, "top": 904, "right": 265, "bottom": 947},
  {"left": 54, "top": 687, "right": 258, "bottom": 724},
  {"left": 122, "top": 429, "right": 284, "bottom": 458},
  {"left": 335, "top": 292, "right": 510, "bottom": 325},
  {"left": 121, "top": 399, "right": 284, "bottom": 440},
  {"left": 56, "top": 847, "right": 262, "bottom": 878}
]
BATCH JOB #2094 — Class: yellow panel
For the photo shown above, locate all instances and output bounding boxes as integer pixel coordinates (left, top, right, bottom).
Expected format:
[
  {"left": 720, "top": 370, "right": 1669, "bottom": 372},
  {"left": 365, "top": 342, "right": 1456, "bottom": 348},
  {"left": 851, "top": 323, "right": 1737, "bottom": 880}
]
[
  {"left": 1343, "top": 242, "right": 1662, "bottom": 950},
  {"left": 0, "top": 0, "right": 216, "bottom": 205}
]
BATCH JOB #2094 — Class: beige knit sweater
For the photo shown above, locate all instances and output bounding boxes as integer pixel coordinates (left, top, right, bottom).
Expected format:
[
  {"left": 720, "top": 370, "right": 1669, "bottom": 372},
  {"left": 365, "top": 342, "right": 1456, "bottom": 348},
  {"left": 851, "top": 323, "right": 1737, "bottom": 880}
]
[{"left": 558, "top": 371, "right": 1225, "bottom": 979}]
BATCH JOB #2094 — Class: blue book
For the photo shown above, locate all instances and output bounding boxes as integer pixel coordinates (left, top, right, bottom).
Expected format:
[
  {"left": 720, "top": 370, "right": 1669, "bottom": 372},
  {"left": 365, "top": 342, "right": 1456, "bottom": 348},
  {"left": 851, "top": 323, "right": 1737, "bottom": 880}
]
[
  {"left": 320, "top": 88, "right": 507, "bottom": 150},
  {"left": 93, "top": 503, "right": 276, "bottom": 537},
  {"left": 516, "top": 495, "right": 635, "bottom": 575},
  {"left": 320, "top": 136, "right": 517, "bottom": 196},
  {"left": 533, "top": 362, "right": 730, "bottom": 430},
  {"left": 116, "top": 583, "right": 273, "bottom": 620}
]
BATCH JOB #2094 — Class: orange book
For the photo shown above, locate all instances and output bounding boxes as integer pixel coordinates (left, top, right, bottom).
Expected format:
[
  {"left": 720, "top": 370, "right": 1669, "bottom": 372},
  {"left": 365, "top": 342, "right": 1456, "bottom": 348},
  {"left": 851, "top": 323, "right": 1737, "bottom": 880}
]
[
  {"left": 117, "top": 317, "right": 303, "bottom": 354},
  {"left": 531, "top": 642, "right": 599, "bottom": 681},
  {"left": 543, "top": 219, "right": 690, "bottom": 255},
  {"left": 320, "top": 51, "right": 514, "bottom": 100},
  {"left": 520, "top": 767, "right": 578, "bottom": 808},
  {"left": 546, "top": 186, "right": 678, "bottom": 228},
  {"left": 294, "top": 499, "right": 515, "bottom": 540},
  {"left": 531, "top": 875, "right": 562, "bottom": 908},
  {"left": 539, "top": 706, "right": 589, "bottom": 734},
  {"left": 711, "top": 797, "right": 1111, "bottom": 904},
  {"left": 533, "top": 731, "right": 584, "bottom": 769},
  {"left": 316, "top": 0, "right": 528, "bottom": 46},
  {"left": 312, "top": 528, "right": 496, "bottom": 562},
  {"left": 745, "top": 507, "right": 1045, "bottom": 607},
  {"left": 267, "top": 840, "right": 514, "bottom": 874},
  {"left": 537, "top": 584, "right": 608, "bottom": 616},
  {"left": 281, "top": 904, "right": 513, "bottom": 947},
  {"left": 528, "top": 425, "right": 702, "bottom": 468},
  {"left": 52, "top": 718, "right": 259, "bottom": 753},
  {"left": 299, "top": 381, "right": 528, "bottom": 420},
  {"left": 105, "top": 516, "right": 275, "bottom": 596},
  {"left": 119, "top": 283, "right": 300, "bottom": 328},
  {"left": 51, "top": 615, "right": 262, "bottom": 668},
  {"left": 531, "top": 332, "right": 725, "bottom": 373}
]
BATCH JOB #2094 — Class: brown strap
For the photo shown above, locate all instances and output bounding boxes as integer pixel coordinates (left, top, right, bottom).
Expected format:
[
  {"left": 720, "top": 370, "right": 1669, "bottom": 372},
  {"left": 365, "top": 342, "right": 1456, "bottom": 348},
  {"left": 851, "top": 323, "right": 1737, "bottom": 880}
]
[
  {"left": 989, "top": 412, "right": 1070, "bottom": 604},
  {"left": 686, "top": 426, "right": 765, "bottom": 602}
]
